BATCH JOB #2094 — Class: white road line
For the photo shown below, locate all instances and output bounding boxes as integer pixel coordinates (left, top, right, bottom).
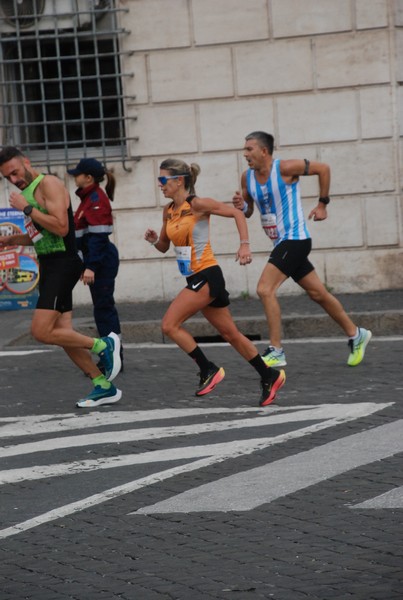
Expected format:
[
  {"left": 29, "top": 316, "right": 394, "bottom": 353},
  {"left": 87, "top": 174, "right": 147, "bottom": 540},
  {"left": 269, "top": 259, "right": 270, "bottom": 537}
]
[
  {"left": 352, "top": 486, "right": 403, "bottom": 509},
  {"left": 0, "top": 458, "right": 215, "bottom": 539},
  {"left": 0, "top": 350, "right": 51, "bottom": 357},
  {"left": 0, "top": 407, "right": 259, "bottom": 438},
  {"left": 0, "top": 440, "right": 260, "bottom": 484},
  {"left": 0, "top": 402, "right": 391, "bottom": 538},
  {"left": 0, "top": 403, "right": 389, "bottom": 485},
  {"left": 3, "top": 337, "right": 403, "bottom": 353},
  {"left": 0, "top": 403, "right": 389, "bottom": 458},
  {"left": 0, "top": 434, "right": 339, "bottom": 485},
  {"left": 123, "top": 336, "right": 403, "bottom": 349},
  {"left": 136, "top": 420, "right": 403, "bottom": 514}
]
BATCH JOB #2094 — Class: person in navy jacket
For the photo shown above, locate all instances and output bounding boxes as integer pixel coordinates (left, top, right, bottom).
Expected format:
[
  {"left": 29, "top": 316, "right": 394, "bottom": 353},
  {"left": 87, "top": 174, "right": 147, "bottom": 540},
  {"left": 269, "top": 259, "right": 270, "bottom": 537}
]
[{"left": 68, "top": 158, "right": 123, "bottom": 371}]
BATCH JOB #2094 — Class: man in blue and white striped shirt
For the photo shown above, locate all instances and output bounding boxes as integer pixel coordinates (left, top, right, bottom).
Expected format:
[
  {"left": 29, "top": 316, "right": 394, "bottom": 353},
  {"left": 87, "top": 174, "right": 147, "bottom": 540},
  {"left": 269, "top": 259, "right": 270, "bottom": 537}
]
[{"left": 233, "top": 131, "right": 371, "bottom": 369}]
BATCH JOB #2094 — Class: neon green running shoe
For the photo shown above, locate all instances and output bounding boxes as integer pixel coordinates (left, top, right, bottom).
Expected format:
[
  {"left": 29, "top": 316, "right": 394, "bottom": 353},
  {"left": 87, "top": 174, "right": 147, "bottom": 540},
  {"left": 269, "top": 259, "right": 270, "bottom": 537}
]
[
  {"left": 261, "top": 346, "right": 287, "bottom": 367},
  {"left": 347, "top": 328, "right": 372, "bottom": 366}
]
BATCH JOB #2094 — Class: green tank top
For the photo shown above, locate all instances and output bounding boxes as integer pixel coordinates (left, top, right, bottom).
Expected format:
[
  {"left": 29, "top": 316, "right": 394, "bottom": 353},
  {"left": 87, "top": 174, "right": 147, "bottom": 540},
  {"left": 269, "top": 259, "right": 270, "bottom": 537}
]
[{"left": 21, "top": 174, "right": 66, "bottom": 255}]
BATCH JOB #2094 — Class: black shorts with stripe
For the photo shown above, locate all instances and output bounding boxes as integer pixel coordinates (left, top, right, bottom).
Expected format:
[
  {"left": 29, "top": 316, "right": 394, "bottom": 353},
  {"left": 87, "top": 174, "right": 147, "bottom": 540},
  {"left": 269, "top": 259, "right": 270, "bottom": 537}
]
[
  {"left": 186, "top": 265, "right": 230, "bottom": 308},
  {"left": 268, "top": 239, "right": 314, "bottom": 282}
]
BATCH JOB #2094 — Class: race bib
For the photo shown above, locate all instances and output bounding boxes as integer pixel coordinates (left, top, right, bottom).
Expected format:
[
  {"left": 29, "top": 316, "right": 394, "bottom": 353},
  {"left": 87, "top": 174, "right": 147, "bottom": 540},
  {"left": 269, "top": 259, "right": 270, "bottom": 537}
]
[
  {"left": 260, "top": 213, "right": 279, "bottom": 240},
  {"left": 24, "top": 216, "right": 43, "bottom": 244},
  {"left": 174, "top": 246, "right": 194, "bottom": 276}
]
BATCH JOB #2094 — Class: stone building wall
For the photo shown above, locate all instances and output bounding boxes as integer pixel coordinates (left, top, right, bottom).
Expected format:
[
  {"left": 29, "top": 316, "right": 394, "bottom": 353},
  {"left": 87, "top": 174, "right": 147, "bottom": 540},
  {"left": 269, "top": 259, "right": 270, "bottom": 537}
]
[
  {"left": 5, "top": 0, "right": 403, "bottom": 303},
  {"left": 104, "top": 0, "right": 402, "bottom": 304}
]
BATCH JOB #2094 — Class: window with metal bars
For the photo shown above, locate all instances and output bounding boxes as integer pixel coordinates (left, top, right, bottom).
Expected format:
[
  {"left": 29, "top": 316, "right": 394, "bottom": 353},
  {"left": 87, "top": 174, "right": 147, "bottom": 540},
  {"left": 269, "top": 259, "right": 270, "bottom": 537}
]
[{"left": 0, "top": 0, "right": 136, "bottom": 170}]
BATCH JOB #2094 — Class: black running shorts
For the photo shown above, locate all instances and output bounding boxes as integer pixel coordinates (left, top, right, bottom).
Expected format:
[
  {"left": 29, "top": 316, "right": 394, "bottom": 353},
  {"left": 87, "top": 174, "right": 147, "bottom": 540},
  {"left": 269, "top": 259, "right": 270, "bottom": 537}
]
[
  {"left": 36, "top": 253, "right": 83, "bottom": 313},
  {"left": 268, "top": 239, "right": 314, "bottom": 282},
  {"left": 186, "top": 265, "right": 230, "bottom": 308}
]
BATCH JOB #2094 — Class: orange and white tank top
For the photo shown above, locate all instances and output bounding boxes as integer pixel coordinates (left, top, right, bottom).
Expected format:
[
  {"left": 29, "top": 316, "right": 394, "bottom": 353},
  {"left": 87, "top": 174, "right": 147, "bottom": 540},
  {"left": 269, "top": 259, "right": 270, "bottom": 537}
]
[{"left": 166, "top": 197, "right": 217, "bottom": 276}]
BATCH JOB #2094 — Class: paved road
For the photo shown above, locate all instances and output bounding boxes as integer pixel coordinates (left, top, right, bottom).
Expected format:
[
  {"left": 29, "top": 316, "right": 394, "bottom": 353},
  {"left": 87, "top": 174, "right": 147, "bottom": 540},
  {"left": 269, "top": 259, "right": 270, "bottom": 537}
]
[{"left": 0, "top": 329, "right": 402, "bottom": 599}]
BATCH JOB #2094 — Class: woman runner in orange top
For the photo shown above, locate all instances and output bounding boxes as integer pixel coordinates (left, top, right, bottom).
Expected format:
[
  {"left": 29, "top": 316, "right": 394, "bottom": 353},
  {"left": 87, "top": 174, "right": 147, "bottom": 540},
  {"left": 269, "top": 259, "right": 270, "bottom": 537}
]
[{"left": 144, "top": 158, "right": 285, "bottom": 406}]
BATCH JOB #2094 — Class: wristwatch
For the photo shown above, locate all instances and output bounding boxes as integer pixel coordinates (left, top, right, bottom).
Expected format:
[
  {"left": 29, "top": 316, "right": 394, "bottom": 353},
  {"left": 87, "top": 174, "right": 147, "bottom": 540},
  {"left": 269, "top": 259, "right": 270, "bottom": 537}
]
[
  {"left": 319, "top": 196, "right": 330, "bottom": 205},
  {"left": 23, "top": 205, "right": 33, "bottom": 216}
]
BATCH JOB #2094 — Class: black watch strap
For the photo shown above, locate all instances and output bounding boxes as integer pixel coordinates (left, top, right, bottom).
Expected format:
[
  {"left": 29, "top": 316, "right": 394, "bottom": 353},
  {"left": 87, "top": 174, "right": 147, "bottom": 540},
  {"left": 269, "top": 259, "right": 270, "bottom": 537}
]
[
  {"left": 319, "top": 196, "right": 330, "bottom": 205},
  {"left": 23, "top": 205, "right": 33, "bottom": 216}
]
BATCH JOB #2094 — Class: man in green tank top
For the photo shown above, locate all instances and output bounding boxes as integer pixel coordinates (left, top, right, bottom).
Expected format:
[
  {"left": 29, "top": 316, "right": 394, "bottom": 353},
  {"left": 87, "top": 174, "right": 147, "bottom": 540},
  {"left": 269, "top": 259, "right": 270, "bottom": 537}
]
[{"left": 0, "top": 147, "right": 122, "bottom": 408}]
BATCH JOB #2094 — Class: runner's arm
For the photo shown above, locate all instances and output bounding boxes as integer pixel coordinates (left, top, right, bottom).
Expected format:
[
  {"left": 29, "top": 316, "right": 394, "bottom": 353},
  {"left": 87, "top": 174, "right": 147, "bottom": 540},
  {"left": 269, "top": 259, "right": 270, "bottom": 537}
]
[
  {"left": 232, "top": 171, "right": 254, "bottom": 218},
  {"left": 280, "top": 159, "right": 330, "bottom": 222},
  {"left": 192, "top": 197, "right": 252, "bottom": 265},
  {"left": 144, "top": 204, "right": 171, "bottom": 253},
  {"left": 9, "top": 175, "right": 69, "bottom": 236}
]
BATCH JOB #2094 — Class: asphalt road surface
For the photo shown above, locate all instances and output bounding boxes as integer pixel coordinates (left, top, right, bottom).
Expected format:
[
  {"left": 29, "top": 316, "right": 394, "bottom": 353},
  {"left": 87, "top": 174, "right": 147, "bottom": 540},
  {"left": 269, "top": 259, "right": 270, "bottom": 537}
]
[{"left": 0, "top": 335, "right": 402, "bottom": 599}]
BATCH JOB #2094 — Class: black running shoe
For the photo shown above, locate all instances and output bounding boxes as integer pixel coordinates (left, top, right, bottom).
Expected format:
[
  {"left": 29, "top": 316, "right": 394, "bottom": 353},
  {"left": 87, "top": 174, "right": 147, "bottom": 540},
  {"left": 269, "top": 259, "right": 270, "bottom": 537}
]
[
  {"left": 260, "top": 369, "right": 286, "bottom": 407},
  {"left": 196, "top": 364, "right": 225, "bottom": 396}
]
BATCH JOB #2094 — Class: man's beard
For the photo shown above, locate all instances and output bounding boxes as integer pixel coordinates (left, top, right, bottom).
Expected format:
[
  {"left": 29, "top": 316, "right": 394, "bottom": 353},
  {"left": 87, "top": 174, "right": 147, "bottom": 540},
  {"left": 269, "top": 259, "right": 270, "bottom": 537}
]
[{"left": 15, "top": 169, "right": 34, "bottom": 189}]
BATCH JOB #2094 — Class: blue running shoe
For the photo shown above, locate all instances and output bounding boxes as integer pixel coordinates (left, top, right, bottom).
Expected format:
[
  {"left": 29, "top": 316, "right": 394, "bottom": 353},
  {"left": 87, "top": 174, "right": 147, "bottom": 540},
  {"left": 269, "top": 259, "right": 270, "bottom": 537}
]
[
  {"left": 76, "top": 384, "right": 122, "bottom": 408},
  {"left": 97, "top": 332, "right": 122, "bottom": 381}
]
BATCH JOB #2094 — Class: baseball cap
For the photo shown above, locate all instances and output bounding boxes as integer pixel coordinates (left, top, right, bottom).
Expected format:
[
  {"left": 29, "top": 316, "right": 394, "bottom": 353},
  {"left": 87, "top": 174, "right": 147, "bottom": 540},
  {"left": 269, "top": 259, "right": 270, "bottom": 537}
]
[{"left": 67, "top": 158, "right": 105, "bottom": 178}]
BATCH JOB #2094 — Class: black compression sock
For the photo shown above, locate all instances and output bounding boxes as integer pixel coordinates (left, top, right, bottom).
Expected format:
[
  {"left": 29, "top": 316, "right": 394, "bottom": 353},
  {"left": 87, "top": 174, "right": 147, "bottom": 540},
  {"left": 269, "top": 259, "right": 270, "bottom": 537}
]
[
  {"left": 249, "top": 354, "right": 273, "bottom": 380},
  {"left": 188, "top": 346, "right": 211, "bottom": 373}
]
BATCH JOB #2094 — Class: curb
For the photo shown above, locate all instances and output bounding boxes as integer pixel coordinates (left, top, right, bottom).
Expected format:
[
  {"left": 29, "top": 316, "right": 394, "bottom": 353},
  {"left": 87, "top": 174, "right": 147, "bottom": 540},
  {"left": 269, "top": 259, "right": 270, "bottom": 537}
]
[{"left": 6, "top": 309, "right": 403, "bottom": 346}]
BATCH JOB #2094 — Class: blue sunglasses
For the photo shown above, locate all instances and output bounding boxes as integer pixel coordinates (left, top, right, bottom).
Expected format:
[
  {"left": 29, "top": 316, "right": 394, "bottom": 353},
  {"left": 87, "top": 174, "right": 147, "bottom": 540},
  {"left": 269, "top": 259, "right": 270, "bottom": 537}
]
[{"left": 158, "top": 175, "right": 187, "bottom": 185}]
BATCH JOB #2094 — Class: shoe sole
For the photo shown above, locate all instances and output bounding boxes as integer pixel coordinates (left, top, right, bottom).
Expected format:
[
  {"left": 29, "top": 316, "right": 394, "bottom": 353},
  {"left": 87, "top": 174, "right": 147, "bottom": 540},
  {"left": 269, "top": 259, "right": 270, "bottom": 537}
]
[
  {"left": 260, "top": 369, "right": 286, "bottom": 407},
  {"left": 76, "top": 388, "right": 122, "bottom": 408},
  {"left": 347, "top": 330, "right": 372, "bottom": 366},
  {"left": 195, "top": 367, "right": 225, "bottom": 396},
  {"left": 106, "top": 332, "right": 122, "bottom": 382}
]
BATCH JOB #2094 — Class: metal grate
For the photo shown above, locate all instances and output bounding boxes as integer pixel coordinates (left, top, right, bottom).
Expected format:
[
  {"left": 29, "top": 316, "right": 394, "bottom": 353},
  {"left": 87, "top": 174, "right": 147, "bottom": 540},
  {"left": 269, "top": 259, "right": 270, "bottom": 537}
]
[{"left": 0, "top": 0, "right": 137, "bottom": 171}]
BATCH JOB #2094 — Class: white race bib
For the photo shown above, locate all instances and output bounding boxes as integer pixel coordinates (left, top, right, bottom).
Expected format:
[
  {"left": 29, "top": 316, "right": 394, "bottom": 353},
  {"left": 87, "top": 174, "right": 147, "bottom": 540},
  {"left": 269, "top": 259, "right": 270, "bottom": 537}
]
[
  {"left": 24, "top": 216, "right": 43, "bottom": 244},
  {"left": 174, "top": 246, "right": 194, "bottom": 276},
  {"left": 260, "top": 213, "right": 279, "bottom": 240}
]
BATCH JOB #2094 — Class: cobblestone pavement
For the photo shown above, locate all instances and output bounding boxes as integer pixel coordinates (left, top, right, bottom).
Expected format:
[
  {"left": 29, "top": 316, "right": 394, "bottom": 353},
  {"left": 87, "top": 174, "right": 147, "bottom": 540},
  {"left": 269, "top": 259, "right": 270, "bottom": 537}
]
[{"left": 1, "top": 303, "right": 403, "bottom": 600}]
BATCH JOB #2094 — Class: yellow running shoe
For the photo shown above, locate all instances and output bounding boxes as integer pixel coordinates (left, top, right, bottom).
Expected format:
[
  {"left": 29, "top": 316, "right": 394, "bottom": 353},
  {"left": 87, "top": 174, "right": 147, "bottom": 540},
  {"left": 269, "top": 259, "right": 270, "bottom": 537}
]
[
  {"left": 347, "top": 328, "right": 372, "bottom": 366},
  {"left": 262, "top": 346, "right": 287, "bottom": 367}
]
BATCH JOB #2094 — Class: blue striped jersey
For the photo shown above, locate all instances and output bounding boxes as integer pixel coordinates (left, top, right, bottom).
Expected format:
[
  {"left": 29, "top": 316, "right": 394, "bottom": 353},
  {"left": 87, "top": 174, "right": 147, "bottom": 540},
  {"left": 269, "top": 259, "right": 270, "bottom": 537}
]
[{"left": 246, "top": 159, "right": 310, "bottom": 247}]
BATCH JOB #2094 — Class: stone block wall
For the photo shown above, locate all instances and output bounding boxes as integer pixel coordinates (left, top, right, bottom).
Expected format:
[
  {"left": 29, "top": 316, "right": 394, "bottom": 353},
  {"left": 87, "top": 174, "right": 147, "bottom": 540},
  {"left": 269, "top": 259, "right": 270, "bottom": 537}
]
[
  {"left": 2, "top": 0, "right": 402, "bottom": 304},
  {"left": 109, "top": 0, "right": 402, "bottom": 303}
]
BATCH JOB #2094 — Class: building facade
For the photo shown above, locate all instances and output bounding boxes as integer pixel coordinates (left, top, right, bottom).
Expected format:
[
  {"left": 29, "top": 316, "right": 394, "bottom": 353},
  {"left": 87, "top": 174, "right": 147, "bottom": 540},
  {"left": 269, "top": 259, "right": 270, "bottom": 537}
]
[{"left": 1, "top": 0, "right": 402, "bottom": 303}]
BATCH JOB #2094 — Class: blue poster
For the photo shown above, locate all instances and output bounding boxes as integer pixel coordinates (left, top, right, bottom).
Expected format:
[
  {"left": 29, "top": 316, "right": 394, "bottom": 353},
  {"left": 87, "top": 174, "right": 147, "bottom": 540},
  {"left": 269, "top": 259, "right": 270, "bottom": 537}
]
[{"left": 0, "top": 208, "right": 39, "bottom": 310}]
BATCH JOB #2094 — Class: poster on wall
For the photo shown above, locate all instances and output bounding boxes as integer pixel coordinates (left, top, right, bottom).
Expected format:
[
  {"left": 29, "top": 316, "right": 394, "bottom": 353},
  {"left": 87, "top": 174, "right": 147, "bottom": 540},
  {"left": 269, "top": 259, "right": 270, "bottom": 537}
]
[{"left": 0, "top": 208, "right": 39, "bottom": 310}]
